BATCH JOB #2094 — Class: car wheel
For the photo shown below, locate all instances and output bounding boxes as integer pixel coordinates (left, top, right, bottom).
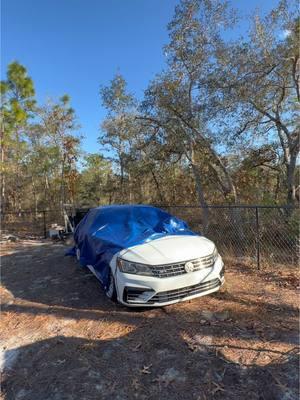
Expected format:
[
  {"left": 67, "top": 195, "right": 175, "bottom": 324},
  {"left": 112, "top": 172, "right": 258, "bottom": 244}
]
[{"left": 105, "top": 269, "right": 117, "bottom": 301}]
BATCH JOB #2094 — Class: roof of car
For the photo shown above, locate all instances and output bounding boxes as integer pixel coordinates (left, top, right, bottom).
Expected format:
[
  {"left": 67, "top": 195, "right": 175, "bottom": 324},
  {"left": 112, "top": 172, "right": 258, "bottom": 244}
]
[{"left": 94, "top": 204, "right": 158, "bottom": 210}]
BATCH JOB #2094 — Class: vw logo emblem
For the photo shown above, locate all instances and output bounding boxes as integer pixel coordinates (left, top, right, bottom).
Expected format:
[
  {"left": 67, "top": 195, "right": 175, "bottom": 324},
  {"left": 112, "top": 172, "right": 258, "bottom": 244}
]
[{"left": 185, "top": 262, "right": 194, "bottom": 273}]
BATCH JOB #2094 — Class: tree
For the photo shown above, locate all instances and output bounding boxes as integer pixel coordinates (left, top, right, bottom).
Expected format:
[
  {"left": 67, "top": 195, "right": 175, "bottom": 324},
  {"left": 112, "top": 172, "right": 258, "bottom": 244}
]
[
  {"left": 210, "top": 1, "right": 299, "bottom": 205},
  {"left": 139, "top": 0, "right": 238, "bottom": 228},
  {"left": 99, "top": 74, "right": 138, "bottom": 202},
  {"left": 1, "top": 1, "right": 298, "bottom": 215},
  {"left": 37, "top": 96, "right": 81, "bottom": 211},
  {"left": 1, "top": 61, "right": 36, "bottom": 211},
  {"left": 78, "top": 154, "right": 113, "bottom": 206}
]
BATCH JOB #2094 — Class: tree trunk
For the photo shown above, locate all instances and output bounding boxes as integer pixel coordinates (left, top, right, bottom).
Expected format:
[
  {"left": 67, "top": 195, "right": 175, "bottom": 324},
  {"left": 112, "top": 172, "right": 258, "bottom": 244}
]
[
  {"left": 60, "top": 157, "right": 66, "bottom": 214},
  {"left": 44, "top": 174, "right": 50, "bottom": 207},
  {"left": 0, "top": 128, "right": 5, "bottom": 213},
  {"left": 120, "top": 155, "right": 124, "bottom": 202},
  {"left": 185, "top": 142, "right": 209, "bottom": 232},
  {"left": 274, "top": 171, "right": 280, "bottom": 202},
  {"left": 128, "top": 171, "right": 133, "bottom": 203},
  {"left": 190, "top": 163, "right": 209, "bottom": 232},
  {"left": 150, "top": 168, "right": 164, "bottom": 204},
  {"left": 286, "top": 150, "right": 297, "bottom": 205},
  {"left": 275, "top": 125, "right": 298, "bottom": 206},
  {"left": 208, "top": 161, "right": 238, "bottom": 202},
  {"left": 31, "top": 176, "right": 38, "bottom": 216},
  {"left": 169, "top": 107, "right": 238, "bottom": 203},
  {"left": 190, "top": 144, "right": 209, "bottom": 232}
]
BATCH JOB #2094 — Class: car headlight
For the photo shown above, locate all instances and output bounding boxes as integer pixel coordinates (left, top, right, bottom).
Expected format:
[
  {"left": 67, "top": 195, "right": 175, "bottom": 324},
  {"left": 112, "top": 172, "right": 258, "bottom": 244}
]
[
  {"left": 117, "top": 258, "right": 153, "bottom": 276},
  {"left": 212, "top": 246, "right": 219, "bottom": 262}
]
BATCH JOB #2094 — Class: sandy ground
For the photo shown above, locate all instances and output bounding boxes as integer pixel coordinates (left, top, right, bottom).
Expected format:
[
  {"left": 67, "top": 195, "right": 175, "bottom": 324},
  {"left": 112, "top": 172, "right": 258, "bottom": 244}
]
[{"left": 0, "top": 239, "right": 299, "bottom": 400}]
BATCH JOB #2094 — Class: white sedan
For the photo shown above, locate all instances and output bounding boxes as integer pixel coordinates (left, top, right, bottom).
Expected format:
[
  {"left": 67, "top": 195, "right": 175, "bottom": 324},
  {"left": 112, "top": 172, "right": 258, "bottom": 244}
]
[{"left": 73, "top": 205, "right": 224, "bottom": 307}]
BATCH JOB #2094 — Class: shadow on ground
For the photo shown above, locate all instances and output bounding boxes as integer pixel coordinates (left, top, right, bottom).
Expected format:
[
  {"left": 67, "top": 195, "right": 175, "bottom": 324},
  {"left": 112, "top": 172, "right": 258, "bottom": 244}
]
[
  {"left": 1, "top": 333, "right": 299, "bottom": 400},
  {"left": 1, "top": 242, "right": 299, "bottom": 400}
]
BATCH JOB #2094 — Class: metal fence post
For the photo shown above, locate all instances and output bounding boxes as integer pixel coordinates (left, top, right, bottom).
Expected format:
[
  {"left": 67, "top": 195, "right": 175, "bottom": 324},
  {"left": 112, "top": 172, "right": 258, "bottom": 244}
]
[
  {"left": 255, "top": 207, "right": 261, "bottom": 270},
  {"left": 43, "top": 211, "right": 47, "bottom": 238}
]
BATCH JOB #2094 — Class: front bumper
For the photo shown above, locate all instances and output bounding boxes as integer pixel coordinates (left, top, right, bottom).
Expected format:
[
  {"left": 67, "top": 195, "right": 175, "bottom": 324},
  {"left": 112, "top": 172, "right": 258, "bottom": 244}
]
[{"left": 115, "top": 256, "right": 225, "bottom": 307}]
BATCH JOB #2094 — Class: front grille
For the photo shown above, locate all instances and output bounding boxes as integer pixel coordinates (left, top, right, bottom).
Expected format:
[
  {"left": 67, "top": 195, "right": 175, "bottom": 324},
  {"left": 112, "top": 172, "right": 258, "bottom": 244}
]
[
  {"left": 147, "top": 278, "right": 221, "bottom": 304},
  {"left": 150, "top": 254, "right": 215, "bottom": 278}
]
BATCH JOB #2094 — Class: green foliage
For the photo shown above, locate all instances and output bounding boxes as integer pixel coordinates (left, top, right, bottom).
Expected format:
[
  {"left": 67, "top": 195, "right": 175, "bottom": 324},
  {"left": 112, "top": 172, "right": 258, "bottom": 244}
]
[
  {"left": 1, "top": 62, "right": 83, "bottom": 211},
  {"left": 78, "top": 154, "right": 113, "bottom": 206},
  {"left": 1, "top": 1, "right": 299, "bottom": 212},
  {"left": 100, "top": 74, "right": 135, "bottom": 113}
]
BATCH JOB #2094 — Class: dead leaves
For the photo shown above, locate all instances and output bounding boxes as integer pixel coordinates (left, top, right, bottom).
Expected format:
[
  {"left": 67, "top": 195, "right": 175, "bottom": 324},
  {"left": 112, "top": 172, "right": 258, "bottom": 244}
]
[
  {"left": 211, "top": 381, "right": 225, "bottom": 395},
  {"left": 132, "top": 343, "right": 142, "bottom": 352},
  {"left": 140, "top": 364, "right": 152, "bottom": 374}
]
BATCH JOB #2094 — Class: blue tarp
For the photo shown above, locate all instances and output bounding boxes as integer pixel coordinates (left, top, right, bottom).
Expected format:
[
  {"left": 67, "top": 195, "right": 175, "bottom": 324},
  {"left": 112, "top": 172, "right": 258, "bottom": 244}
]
[{"left": 69, "top": 205, "right": 196, "bottom": 289}]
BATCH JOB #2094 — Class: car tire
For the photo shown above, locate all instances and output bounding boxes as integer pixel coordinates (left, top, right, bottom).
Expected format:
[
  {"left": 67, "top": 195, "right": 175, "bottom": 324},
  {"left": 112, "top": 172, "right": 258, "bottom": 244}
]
[{"left": 105, "top": 269, "right": 117, "bottom": 301}]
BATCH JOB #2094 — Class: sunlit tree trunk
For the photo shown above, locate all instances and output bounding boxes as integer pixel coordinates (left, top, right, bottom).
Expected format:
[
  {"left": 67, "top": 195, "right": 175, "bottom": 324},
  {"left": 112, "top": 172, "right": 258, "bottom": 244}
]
[{"left": 190, "top": 146, "right": 208, "bottom": 232}]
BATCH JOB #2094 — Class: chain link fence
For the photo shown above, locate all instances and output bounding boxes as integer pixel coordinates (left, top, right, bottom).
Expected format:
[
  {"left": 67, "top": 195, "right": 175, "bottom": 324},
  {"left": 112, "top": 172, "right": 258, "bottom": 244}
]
[
  {"left": 1, "top": 210, "right": 65, "bottom": 239},
  {"left": 162, "top": 205, "right": 299, "bottom": 269},
  {"left": 1, "top": 205, "right": 299, "bottom": 269}
]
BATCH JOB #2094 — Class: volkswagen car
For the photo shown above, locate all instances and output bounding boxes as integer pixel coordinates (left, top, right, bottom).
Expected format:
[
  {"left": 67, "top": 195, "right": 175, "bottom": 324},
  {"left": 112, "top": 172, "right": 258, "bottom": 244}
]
[{"left": 72, "top": 205, "right": 224, "bottom": 307}]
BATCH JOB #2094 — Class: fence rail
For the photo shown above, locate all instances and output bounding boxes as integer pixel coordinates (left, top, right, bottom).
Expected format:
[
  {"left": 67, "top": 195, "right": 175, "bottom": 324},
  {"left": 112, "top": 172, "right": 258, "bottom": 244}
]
[{"left": 1, "top": 205, "right": 299, "bottom": 269}]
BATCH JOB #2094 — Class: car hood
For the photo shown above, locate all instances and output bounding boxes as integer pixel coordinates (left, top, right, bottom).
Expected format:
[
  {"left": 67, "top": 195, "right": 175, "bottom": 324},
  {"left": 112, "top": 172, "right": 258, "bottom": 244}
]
[{"left": 119, "top": 235, "right": 215, "bottom": 265}]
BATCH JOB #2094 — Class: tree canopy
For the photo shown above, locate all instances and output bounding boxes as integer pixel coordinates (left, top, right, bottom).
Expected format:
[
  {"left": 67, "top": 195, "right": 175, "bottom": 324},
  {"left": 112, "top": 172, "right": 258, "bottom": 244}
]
[{"left": 1, "top": 0, "right": 299, "bottom": 213}]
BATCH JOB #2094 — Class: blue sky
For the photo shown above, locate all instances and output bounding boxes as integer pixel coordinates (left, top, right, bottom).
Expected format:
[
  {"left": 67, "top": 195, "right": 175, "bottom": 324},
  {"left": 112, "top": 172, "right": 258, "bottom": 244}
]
[{"left": 2, "top": 0, "right": 278, "bottom": 154}]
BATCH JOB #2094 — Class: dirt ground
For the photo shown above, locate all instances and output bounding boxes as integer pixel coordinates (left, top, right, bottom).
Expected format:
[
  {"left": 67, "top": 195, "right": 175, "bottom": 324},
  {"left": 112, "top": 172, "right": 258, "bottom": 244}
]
[{"left": 0, "top": 239, "right": 299, "bottom": 400}]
